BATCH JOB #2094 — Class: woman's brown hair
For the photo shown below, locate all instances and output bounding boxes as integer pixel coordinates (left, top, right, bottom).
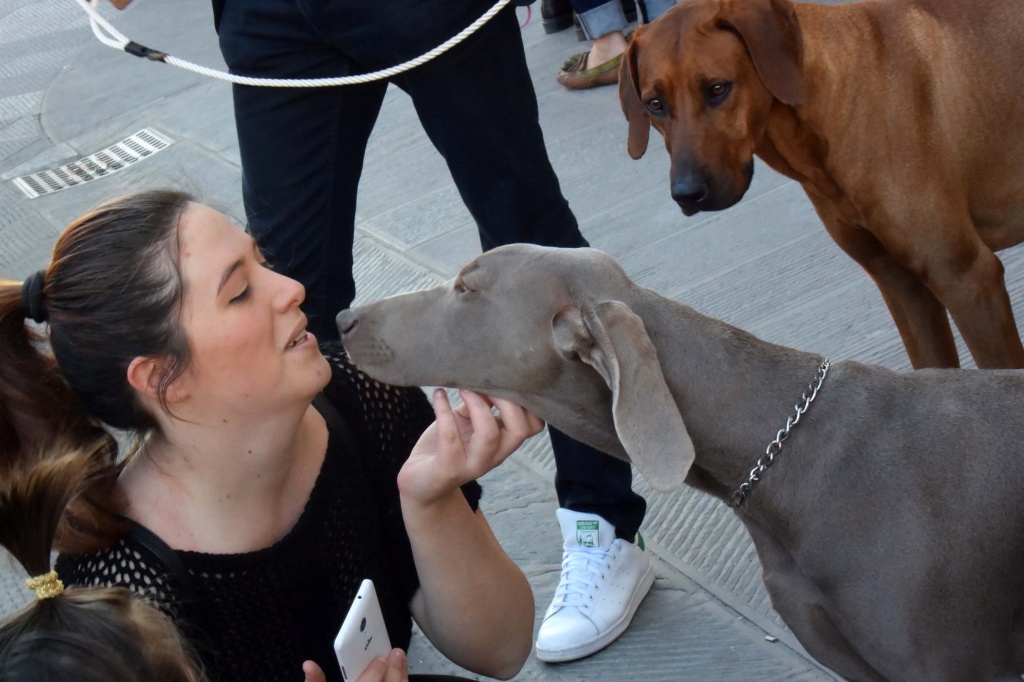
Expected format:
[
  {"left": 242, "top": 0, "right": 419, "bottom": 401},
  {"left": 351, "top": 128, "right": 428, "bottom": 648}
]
[
  {"left": 0, "top": 190, "right": 194, "bottom": 549},
  {"left": 0, "top": 438, "right": 203, "bottom": 682}
]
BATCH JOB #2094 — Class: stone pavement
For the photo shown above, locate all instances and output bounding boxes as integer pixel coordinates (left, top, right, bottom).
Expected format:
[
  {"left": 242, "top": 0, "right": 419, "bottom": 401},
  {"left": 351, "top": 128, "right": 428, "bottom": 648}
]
[{"left": 4, "top": 0, "right": 1024, "bottom": 680}]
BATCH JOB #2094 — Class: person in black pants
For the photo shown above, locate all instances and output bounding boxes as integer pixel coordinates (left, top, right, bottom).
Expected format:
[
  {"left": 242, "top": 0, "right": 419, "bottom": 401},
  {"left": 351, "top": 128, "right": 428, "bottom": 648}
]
[{"left": 215, "top": 0, "right": 653, "bottom": 663}]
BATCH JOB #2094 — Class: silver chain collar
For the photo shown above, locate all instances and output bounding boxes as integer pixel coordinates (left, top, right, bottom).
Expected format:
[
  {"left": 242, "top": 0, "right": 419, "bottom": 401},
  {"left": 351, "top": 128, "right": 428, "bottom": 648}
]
[{"left": 729, "top": 359, "right": 831, "bottom": 508}]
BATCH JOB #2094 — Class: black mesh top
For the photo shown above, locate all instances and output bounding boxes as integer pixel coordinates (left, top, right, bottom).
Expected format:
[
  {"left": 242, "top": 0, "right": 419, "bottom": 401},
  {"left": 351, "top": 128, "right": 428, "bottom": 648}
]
[{"left": 56, "top": 346, "right": 481, "bottom": 682}]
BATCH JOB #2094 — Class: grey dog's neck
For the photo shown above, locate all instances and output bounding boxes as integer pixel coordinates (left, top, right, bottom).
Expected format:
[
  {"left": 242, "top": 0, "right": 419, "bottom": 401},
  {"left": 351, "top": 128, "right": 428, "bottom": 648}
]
[{"left": 629, "top": 287, "right": 826, "bottom": 505}]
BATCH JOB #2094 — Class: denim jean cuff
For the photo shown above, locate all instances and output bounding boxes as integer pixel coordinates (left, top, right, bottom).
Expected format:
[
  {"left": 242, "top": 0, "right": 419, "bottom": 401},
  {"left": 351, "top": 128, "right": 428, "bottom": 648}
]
[
  {"left": 577, "top": 1, "right": 629, "bottom": 40},
  {"left": 641, "top": 0, "right": 676, "bottom": 23}
]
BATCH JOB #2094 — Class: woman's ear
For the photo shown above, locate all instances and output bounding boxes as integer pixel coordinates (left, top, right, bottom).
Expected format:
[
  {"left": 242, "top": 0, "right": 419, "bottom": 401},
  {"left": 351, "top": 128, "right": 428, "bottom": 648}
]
[{"left": 126, "top": 357, "right": 189, "bottom": 404}]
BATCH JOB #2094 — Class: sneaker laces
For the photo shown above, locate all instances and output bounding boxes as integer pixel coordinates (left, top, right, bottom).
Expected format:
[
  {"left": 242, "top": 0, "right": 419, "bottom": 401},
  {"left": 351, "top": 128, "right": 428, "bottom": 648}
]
[{"left": 550, "top": 546, "right": 615, "bottom": 609}]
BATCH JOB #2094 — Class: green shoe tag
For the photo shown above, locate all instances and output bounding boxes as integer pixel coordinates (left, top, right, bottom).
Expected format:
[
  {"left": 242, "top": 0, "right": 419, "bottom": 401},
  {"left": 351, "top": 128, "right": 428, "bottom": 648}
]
[
  {"left": 637, "top": 531, "right": 646, "bottom": 551},
  {"left": 576, "top": 520, "right": 599, "bottom": 547}
]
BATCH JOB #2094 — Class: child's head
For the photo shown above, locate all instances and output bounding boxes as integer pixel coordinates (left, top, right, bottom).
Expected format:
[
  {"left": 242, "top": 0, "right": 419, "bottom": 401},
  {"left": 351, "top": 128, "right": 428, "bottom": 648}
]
[{"left": 0, "top": 438, "right": 202, "bottom": 682}]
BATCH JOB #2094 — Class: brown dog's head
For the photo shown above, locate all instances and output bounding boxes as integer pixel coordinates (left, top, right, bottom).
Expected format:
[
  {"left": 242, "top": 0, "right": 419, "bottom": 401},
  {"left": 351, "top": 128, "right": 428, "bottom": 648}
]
[
  {"left": 337, "top": 245, "right": 694, "bottom": 492},
  {"left": 620, "top": 0, "right": 803, "bottom": 216}
]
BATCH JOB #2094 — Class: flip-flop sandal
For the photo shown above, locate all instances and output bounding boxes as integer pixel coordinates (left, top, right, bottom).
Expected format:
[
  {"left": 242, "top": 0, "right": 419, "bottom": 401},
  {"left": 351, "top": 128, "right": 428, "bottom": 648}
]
[{"left": 556, "top": 51, "right": 622, "bottom": 90}]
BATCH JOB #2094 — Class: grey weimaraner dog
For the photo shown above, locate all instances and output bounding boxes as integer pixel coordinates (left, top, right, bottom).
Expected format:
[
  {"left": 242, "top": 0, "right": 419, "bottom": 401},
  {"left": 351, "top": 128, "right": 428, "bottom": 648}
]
[{"left": 338, "top": 244, "right": 1024, "bottom": 681}]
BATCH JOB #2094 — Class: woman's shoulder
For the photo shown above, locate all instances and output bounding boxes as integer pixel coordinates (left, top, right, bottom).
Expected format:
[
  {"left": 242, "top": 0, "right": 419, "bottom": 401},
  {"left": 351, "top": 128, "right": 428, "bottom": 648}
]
[{"left": 56, "top": 533, "right": 179, "bottom": 610}]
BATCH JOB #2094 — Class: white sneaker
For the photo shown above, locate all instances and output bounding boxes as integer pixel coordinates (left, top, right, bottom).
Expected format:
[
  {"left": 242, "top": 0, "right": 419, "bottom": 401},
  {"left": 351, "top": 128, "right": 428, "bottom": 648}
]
[{"left": 535, "top": 509, "right": 655, "bottom": 663}]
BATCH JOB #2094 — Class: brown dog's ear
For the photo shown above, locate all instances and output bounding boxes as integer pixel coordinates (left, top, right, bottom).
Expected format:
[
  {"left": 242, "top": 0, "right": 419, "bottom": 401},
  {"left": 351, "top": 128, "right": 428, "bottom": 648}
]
[
  {"left": 561, "top": 301, "right": 693, "bottom": 491},
  {"left": 718, "top": 0, "right": 803, "bottom": 106},
  {"left": 619, "top": 33, "right": 651, "bottom": 160}
]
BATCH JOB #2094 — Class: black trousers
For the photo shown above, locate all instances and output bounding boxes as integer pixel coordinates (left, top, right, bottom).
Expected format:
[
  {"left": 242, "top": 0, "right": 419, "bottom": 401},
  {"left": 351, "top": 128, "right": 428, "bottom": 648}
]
[{"left": 218, "top": 0, "right": 645, "bottom": 538}]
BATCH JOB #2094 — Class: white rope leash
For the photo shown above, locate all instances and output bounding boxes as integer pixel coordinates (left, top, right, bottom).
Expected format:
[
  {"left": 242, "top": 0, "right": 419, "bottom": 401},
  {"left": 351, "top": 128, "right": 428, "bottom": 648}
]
[{"left": 73, "top": 0, "right": 515, "bottom": 87}]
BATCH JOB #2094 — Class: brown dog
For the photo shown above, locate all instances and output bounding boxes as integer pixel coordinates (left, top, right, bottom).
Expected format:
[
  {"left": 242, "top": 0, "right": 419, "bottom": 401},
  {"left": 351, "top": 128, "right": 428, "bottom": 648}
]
[{"left": 619, "top": 0, "right": 1024, "bottom": 370}]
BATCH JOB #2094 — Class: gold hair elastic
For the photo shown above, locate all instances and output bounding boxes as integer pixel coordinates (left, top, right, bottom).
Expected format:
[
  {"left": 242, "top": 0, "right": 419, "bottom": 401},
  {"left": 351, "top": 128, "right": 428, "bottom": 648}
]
[{"left": 26, "top": 570, "right": 64, "bottom": 600}]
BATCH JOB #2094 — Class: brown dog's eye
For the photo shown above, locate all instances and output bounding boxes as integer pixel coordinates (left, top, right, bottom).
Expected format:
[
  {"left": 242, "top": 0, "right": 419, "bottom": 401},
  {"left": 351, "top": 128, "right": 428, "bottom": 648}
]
[
  {"left": 645, "top": 98, "right": 664, "bottom": 114},
  {"left": 707, "top": 82, "right": 732, "bottom": 105}
]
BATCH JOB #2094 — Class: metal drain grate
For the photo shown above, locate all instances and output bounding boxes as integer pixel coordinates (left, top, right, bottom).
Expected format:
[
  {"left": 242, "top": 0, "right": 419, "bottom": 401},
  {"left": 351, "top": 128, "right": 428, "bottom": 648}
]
[{"left": 12, "top": 129, "right": 174, "bottom": 199}]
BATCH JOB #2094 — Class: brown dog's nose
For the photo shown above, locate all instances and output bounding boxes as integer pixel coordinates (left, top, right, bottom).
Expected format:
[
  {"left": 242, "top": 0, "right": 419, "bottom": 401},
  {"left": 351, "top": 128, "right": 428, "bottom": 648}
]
[
  {"left": 336, "top": 309, "right": 359, "bottom": 337},
  {"left": 671, "top": 173, "right": 709, "bottom": 205}
]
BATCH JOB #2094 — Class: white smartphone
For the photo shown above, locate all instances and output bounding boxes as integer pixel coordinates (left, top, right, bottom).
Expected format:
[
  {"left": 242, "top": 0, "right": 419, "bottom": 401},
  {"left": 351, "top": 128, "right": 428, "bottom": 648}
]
[{"left": 334, "top": 579, "right": 393, "bottom": 681}]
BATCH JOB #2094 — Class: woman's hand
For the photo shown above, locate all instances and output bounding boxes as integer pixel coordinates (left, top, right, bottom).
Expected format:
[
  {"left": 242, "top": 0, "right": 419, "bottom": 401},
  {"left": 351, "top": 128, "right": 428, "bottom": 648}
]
[
  {"left": 302, "top": 660, "right": 326, "bottom": 682},
  {"left": 398, "top": 389, "right": 544, "bottom": 505},
  {"left": 356, "top": 649, "right": 409, "bottom": 682},
  {"left": 302, "top": 649, "right": 409, "bottom": 682}
]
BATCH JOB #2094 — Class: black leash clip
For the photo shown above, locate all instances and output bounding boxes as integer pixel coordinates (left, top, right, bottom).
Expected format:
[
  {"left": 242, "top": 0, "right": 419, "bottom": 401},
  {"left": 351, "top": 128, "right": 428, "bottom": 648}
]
[{"left": 124, "top": 41, "right": 167, "bottom": 62}]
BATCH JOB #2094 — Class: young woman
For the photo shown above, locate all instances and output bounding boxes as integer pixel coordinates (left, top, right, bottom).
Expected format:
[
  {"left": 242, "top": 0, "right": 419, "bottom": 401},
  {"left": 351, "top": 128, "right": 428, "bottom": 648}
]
[{"left": 0, "top": 190, "right": 540, "bottom": 681}]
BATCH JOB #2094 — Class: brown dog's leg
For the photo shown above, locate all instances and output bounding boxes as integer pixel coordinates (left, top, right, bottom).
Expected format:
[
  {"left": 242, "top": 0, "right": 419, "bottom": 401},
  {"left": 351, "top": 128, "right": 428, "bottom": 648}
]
[
  {"left": 924, "top": 244, "right": 1024, "bottom": 369},
  {"left": 867, "top": 262, "right": 961, "bottom": 369},
  {"left": 812, "top": 206, "right": 961, "bottom": 368}
]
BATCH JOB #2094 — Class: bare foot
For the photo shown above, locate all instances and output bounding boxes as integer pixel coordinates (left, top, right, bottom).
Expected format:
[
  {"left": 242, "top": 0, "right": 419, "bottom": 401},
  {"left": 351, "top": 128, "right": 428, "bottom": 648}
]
[{"left": 588, "top": 31, "right": 628, "bottom": 65}]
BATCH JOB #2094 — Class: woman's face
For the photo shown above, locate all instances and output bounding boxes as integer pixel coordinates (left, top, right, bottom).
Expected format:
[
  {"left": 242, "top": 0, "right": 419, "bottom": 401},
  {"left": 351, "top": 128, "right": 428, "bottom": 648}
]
[{"left": 174, "top": 204, "right": 331, "bottom": 415}]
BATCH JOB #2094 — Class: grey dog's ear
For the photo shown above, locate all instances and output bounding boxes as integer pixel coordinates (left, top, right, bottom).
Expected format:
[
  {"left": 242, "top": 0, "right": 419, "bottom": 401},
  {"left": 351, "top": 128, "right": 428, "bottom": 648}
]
[
  {"left": 554, "top": 301, "right": 692, "bottom": 491},
  {"left": 619, "top": 31, "right": 651, "bottom": 160}
]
